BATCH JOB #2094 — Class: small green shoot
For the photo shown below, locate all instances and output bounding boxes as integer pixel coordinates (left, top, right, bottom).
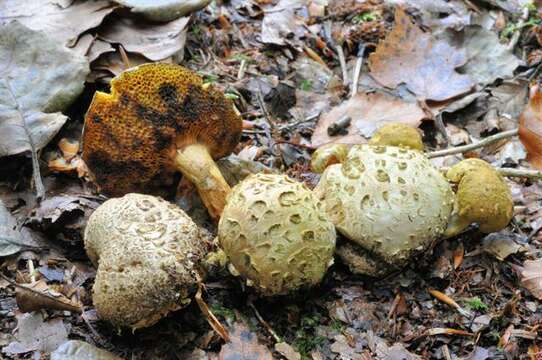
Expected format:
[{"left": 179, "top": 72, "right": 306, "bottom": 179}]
[
  {"left": 465, "top": 297, "right": 489, "bottom": 312},
  {"left": 352, "top": 11, "right": 379, "bottom": 24},
  {"left": 299, "top": 79, "right": 313, "bottom": 91},
  {"left": 210, "top": 304, "right": 236, "bottom": 320}
]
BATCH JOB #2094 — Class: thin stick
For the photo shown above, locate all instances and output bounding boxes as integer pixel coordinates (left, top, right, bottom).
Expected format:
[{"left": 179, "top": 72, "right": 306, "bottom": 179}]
[
  {"left": 427, "top": 129, "right": 519, "bottom": 158},
  {"left": 494, "top": 168, "right": 542, "bottom": 180},
  {"left": 351, "top": 45, "right": 365, "bottom": 98},
  {"left": 336, "top": 45, "right": 348, "bottom": 86},
  {"left": 248, "top": 300, "right": 281, "bottom": 342},
  {"left": 237, "top": 59, "right": 247, "bottom": 80}
]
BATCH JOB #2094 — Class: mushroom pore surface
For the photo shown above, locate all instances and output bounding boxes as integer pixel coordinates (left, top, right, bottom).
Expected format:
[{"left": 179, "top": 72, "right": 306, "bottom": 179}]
[
  {"left": 82, "top": 63, "right": 242, "bottom": 198},
  {"left": 84, "top": 193, "right": 207, "bottom": 329},
  {"left": 218, "top": 174, "right": 336, "bottom": 295},
  {"left": 314, "top": 145, "right": 454, "bottom": 276}
]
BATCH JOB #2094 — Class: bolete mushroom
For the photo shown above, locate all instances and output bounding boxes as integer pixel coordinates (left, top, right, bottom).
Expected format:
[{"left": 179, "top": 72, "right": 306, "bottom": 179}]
[
  {"left": 314, "top": 145, "right": 454, "bottom": 276},
  {"left": 84, "top": 193, "right": 207, "bottom": 329},
  {"left": 82, "top": 63, "right": 242, "bottom": 218},
  {"left": 368, "top": 123, "right": 424, "bottom": 150},
  {"left": 444, "top": 158, "right": 513, "bottom": 237},
  {"left": 310, "top": 143, "right": 349, "bottom": 174},
  {"left": 218, "top": 173, "right": 336, "bottom": 295}
]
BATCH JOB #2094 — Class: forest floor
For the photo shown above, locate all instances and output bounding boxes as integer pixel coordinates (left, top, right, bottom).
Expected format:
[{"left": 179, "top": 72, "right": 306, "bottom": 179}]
[{"left": 1, "top": 0, "right": 542, "bottom": 359}]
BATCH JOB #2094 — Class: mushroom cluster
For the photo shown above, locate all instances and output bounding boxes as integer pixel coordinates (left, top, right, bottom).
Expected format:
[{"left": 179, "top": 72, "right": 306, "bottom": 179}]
[
  {"left": 83, "top": 63, "right": 242, "bottom": 218},
  {"left": 218, "top": 174, "right": 336, "bottom": 295},
  {"left": 314, "top": 144, "right": 454, "bottom": 276},
  {"left": 84, "top": 193, "right": 207, "bottom": 329}
]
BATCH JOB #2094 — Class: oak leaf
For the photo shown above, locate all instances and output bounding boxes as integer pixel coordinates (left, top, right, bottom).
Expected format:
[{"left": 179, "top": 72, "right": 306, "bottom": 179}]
[{"left": 369, "top": 7, "right": 473, "bottom": 101}]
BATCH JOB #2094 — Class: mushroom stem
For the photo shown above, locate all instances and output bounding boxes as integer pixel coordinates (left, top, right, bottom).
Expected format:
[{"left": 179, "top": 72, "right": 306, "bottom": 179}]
[
  {"left": 175, "top": 144, "right": 231, "bottom": 219},
  {"left": 443, "top": 213, "right": 471, "bottom": 238}
]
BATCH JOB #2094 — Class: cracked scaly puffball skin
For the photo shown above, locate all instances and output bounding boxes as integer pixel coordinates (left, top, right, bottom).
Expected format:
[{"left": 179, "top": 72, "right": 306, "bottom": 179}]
[
  {"left": 84, "top": 194, "right": 207, "bottom": 329},
  {"left": 314, "top": 145, "right": 454, "bottom": 276},
  {"left": 218, "top": 174, "right": 336, "bottom": 296}
]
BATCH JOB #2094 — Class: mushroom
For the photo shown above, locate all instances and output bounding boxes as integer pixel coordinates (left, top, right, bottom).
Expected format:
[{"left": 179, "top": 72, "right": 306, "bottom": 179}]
[
  {"left": 82, "top": 63, "right": 242, "bottom": 218},
  {"left": 443, "top": 158, "right": 513, "bottom": 237},
  {"left": 218, "top": 173, "right": 336, "bottom": 295},
  {"left": 84, "top": 193, "right": 207, "bottom": 329},
  {"left": 368, "top": 122, "right": 424, "bottom": 150},
  {"left": 310, "top": 143, "right": 349, "bottom": 174},
  {"left": 314, "top": 145, "right": 454, "bottom": 276}
]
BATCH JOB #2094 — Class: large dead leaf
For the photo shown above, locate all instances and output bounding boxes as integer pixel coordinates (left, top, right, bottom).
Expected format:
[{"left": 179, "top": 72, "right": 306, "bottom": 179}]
[
  {"left": 219, "top": 322, "right": 273, "bottom": 360},
  {"left": 368, "top": 7, "right": 474, "bottom": 101},
  {"left": 0, "top": 0, "right": 117, "bottom": 47},
  {"left": 2, "top": 312, "right": 68, "bottom": 355},
  {"left": 514, "top": 258, "right": 542, "bottom": 300},
  {"left": 261, "top": 0, "right": 307, "bottom": 48},
  {"left": 0, "top": 21, "right": 88, "bottom": 157},
  {"left": 51, "top": 340, "right": 121, "bottom": 360},
  {"left": 98, "top": 15, "right": 190, "bottom": 61},
  {"left": 0, "top": 201, "right": 40, "bottom": 257},
  {"left": 519, "top": 85, "right": 542, "bottom": 169},
  {"left": 441, "top": 26, "right": 521, "bottom": 86},
  {"left": 311, "top": 92, "right": 426, "bottom": 147},
  {"left": 114, "top": 0, "right": 211, "bottom": 22}
]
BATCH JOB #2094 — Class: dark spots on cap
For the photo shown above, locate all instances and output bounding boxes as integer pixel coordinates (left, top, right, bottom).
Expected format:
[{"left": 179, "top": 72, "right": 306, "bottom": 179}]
[
  {"left": 153, "top": 127, "right": 173, "bottom": 151},
  {"left": 135, "top": 103, "right": 173, "bottom": 128},
  {"left": 179, "top": 84, "right": 208, "bottom": 123},
  {"left": 91, "top": 114, "right": 102, "bottom": 124},
  {"left": 87, "top": 150, "right": 149, "bottom": 186},
  {"left": 120, "top": 94, "right": 129, "bottom": 106},
  {"left": 158, "top": 83, "right": 180, "bottom": 109}
]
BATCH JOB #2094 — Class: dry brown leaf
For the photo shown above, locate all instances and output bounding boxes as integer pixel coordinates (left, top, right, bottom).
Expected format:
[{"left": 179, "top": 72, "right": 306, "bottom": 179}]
[
  {"left": 368, "top": 7, "right": 473, "bottom": 101},
  {"left": 219, "top": 322, "right": 273, "bottom": 360},
  {"left": 15, "top": 279, "right": 83, "bottom": 313},
  {"left": 311, "top": 92, "right": 426, "bottom": 147},
  {"left": 519, "top": 85, "right": 542, "bottom": 169},
  {"left": 98, "top": 15, "right": 189, "bottom": 61},
  {"left": 1, "top": 0, "right": 117, "bottom": 47},
  {"left": 514, "top": 258, "right": 542, "bottom": 300}
]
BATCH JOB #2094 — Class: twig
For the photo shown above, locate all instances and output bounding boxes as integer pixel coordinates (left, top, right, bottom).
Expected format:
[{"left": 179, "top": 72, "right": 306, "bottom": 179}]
[
  {"left": 351, "top": 45, "right": 365, "bottom": 98},
  {"left": 237, "top": 59, "right": 247, "bottom": 80},
  {"left": 248, "top": 300, "right": 281, "bottom": 343},
  {"left": 336, "top": 44, "right": 348, "bottom": 86},
  {"left": 427, "top": 129, "right": 519, "bottom": 158},
  {"left": 507, "top": 6, "right": 530, "bottom": 52},
  {"left": 496, "top": 167, "right": 542, "bottom": 180},
  {"left": 195, "top": 282, "right": 230, "bottom": 342},
  {"left": 4, "top": 79, "right": 45, "bottom": 201},
  {"left": 118, "top": 45, "right": 131, "bottom": 69}
]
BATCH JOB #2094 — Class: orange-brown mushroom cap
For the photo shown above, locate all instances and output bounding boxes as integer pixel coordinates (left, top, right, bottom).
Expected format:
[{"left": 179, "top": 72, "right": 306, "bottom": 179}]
[{"left": 82, "top": 63, "right": 242, "bottom": 198}]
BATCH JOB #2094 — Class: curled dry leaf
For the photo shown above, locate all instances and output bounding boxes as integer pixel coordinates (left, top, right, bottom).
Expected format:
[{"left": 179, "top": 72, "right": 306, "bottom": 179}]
[
  {"left": 114, "top": 0, "right": 211, "bottom": 22},
  {"left": 15, "top": 279, "right": 83, "bottom": 313},
  {"left": 513, "top": 258, "right": 542, "bottom": 300},
  {"left": 368, "top": 7, "right": 473, "bottom": 101},
  {"left": 0, "top": 0, "right": 117, "bottom": 48},
  {"left": 519, "top": 85, "right": 542, "bottom": 169},
  {"left": 98, "top": 15, "right": 190, "bottom": 61},
  {"left": 311, "top": 92, "right": 426, "bottom": 147},
  {"left": 219, "top": 322, "right": 273, "bottom": 360}
]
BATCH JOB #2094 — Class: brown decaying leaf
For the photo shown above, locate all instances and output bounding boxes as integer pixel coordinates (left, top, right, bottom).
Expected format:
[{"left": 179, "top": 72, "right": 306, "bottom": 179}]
[
  {"left": 15, "top": 279, "right": 83, "bottom": 313},
  {"left": 311, "top": 92, "right": 426, "bottom": 147},
  {"left": 519, "top": 85, "right": 542, "bottom": 169},
  {"left": 368, "top": 7, "right": 473, "bottom": 101},
  {"left": 513, "top": 258, "right": 542, "bottom": 300},
  {"left": 195, "top": 284, "right": 230, "bottom": 342},
  {"left": 219, "top": 322, "right": 273, "bottom": 360}
]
